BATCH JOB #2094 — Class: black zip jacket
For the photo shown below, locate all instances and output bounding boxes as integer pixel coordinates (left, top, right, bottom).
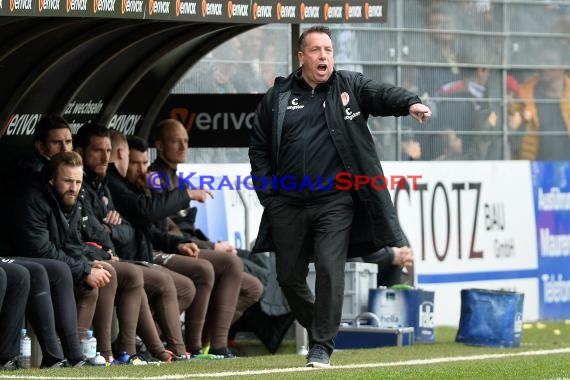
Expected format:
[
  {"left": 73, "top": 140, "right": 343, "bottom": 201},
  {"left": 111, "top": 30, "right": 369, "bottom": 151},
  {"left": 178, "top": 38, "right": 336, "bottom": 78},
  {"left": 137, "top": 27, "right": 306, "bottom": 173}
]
[
  {"left": 106, "top": 164, "right": 191, "bottom": 262},
  {"left": 15, "top": 185, "right": 110, "bottom": 284},
  {"left": 249, "top": 68, "right": 421, "bottom": 256},
  {"left": 82, "top": 170, "right": 135, "bottom": 253}
]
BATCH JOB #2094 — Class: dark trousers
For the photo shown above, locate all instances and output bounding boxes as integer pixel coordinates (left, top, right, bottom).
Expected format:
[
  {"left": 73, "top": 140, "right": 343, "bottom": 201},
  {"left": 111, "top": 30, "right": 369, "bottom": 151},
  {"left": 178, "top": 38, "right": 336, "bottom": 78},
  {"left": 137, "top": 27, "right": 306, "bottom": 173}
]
[
  {"left": 267, "top": 194, "right": 353, "bottom": 354},
  {"left": 11, "top": 258, "right": 84, "bottom": 365},
  {"left": 0, "top": 260, "right": 30, "bottom": 363}
]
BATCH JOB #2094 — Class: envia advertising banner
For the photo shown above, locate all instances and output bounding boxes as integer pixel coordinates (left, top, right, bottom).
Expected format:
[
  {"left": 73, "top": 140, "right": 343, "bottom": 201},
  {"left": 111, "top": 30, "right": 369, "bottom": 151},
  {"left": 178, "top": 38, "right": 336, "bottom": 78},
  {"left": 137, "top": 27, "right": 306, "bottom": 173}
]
[
  {"left": 158, "top": 94, "right": 262, "bottom": 148},
  {"left": 0, "top": 0, "right": 388, "bottom": 23}
]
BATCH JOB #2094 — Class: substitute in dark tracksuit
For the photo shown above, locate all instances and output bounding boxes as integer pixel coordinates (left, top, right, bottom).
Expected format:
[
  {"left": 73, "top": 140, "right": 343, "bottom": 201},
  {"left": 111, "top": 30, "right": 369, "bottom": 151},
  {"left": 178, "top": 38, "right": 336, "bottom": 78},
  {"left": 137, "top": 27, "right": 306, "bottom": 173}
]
[
  {"left": 107, "top": 136, "right": 242, "bottom": 358},
  {"left": 76, "top": 124, "right": 193, "bottom": 360},
  {"left": 13, "top": 151, "right": 141, "bottom": 362},
  {"left": 249, "top": 26, "right": 431, "bottom": 367}
]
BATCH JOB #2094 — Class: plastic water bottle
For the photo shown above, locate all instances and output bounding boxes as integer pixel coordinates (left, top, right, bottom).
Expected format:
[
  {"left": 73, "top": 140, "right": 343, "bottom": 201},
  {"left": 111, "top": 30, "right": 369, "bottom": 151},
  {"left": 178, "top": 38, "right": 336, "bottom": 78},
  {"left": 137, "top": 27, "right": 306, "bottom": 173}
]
[
  {"left": 81, "top": 330, "right": 97, "bottom": 360},
  {"left": 19, "top": 329, "right": 31, "bottom": 369},
  {"left": 92, "top": 352, "right": 107, "bottom": 366}
]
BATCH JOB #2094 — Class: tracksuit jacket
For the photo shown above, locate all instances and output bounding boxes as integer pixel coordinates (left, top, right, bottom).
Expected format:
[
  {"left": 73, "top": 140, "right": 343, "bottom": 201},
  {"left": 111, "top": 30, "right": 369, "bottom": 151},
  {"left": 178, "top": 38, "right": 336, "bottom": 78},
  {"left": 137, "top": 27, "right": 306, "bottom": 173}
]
[{"left": 249, "top": 68, "right": 421, "bottom": 256}]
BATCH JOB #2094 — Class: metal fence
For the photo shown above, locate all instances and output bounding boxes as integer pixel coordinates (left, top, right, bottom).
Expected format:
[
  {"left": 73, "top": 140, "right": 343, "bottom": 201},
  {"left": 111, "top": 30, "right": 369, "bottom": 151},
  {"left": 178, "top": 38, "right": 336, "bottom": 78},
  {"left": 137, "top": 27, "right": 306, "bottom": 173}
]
[{"left": 172, "top": 0, "right": 570, "bottom": 163}]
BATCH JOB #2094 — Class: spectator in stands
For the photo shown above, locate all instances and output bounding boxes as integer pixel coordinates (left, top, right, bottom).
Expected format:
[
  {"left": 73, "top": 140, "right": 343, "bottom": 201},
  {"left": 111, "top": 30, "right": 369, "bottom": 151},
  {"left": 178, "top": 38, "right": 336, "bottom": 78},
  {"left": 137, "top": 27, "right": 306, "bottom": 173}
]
[
  {"left": 401, "top": 137, "right": 422, "bottom": 161},
  {"left": 182, "top": 38, "right": 244, "bottom": 94},
  {"left": 413, "top": 3, "right": 467, "bottom": 96},
  {"left": 13, "top": 151, "right": 125, "bottom": 362},
  {"left": 436, "top": 65, "right": 498, "bottom": 159},
  {"left": 510, "top": 48, "right": 570, "bottom": 160},
  {"left": 260, "top": 44, "right": 280, "bottom": 89},
  {"left": 148, "top": 119, "right": 263, "bottom": 326},
  {"left": 505, "top": 75, "right": 532, "bottom": 159},
  {"left": 0, "top": 260, "right": 29, "bottom": 370},
  {"left": 368, "top": 117, "right": 423, "bottom": 161},
  {"left": 239, "top": 27, "right": 272, "bottom": 93},
  {"left": 106, "top": 134, "right": 243, "bottom": 358},
  {"left": 249, "top": 25, "right": 430, "bottom": 368},
  {"left": 432, "top": 129, "right": 464, "bottom": 161},
  {"left": 75, "top": 124, "right": 194, "bottom": 361}
]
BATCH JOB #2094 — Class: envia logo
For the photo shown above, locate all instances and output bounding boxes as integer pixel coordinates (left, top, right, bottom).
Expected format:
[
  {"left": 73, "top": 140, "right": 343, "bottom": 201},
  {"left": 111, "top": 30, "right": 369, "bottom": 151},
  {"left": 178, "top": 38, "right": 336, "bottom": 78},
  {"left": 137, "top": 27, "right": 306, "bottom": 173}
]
[
  {"left": 200, "top": 0, "right": 222, "bottom": 17},
  {"left": 300, "top": 2, "right": 319, "bottom": 21},
  {"left": 227, "top": 0, "right": 248, "bottom": 19},
  {"left": 344, "top": 2, "right": 362, "bottom": 21},
  {"left": 4, "top": 114, "right": 43, "bottom": 136},
  {"left": 149, "top": 0, "right": 169, "bottom": 15},
  {"left": 276, "top": 1, "right": 295, "bottom": 20},
  {"left": 66, "top": 0, "right": 87, "bottom": 12},
  {"left": 170, "top": 107, "right": 254, "bottom": 133},
  {"left": 252, "top": 1, "right": 271, "bottom": 20},
  {"left": 10, "top": 0, "right": 33, "bottom": 12},
  {"left": 93, "top": 0, "right": 115, "bottom": 13},
  {"left": 323, "top": 2, "right": 342, "bottom": 21},
  {"left": 176, "top": 0, "right": 197, "bottom": 16},
  {"left": 39, "top": 0, "right": 61, "bottom": 12},
  {"left": 364, "top": 1, "right": 383, "bottom": 21},
  {"left": 121, "top": 0, "right": 143, "bottom": 14}
]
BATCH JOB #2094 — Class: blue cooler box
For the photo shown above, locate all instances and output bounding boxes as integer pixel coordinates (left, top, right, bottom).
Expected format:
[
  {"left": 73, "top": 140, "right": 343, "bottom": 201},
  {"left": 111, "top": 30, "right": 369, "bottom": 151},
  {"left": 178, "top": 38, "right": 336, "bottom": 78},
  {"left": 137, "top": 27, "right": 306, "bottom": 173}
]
[
  {"left": 368, "top": 288, "right": 435, "bottom": 343},
  {"left": 456, "top": 289, "right": 524, "bottom": 348}
]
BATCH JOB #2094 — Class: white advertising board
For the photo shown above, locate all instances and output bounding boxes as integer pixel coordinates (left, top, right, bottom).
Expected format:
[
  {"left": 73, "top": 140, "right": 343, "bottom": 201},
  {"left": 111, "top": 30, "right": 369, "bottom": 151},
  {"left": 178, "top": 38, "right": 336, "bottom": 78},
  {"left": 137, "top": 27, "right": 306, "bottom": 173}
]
[
  {"left": 178, "top": 161, "right": 540, "bottom": 326},
  {"left": 384, "top": 161, "right": 538, "bottom": 325}
]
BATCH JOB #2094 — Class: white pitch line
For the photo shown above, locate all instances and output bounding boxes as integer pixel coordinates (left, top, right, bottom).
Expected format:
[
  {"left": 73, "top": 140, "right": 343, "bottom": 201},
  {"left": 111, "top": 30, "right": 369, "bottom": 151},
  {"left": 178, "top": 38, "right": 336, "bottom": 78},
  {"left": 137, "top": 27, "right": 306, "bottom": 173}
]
[{"left": 1, "top": 347, "right": 570, "bottom": 379}]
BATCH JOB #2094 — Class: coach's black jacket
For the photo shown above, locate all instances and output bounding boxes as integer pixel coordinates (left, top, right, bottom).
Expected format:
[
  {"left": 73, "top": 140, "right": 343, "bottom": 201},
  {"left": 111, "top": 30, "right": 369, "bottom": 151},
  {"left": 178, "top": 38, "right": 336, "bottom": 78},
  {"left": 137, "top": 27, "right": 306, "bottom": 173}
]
[{"left": 249, "top": 68, "right": 421, "bottom": 256}]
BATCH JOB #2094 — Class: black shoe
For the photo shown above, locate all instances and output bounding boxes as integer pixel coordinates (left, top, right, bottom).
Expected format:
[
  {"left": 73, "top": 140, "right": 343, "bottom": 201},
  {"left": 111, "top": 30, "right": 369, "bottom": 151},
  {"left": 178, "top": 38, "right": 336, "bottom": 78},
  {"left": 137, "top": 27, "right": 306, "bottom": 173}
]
[
  {"left": 135, "top": 336, "right": 148, "bottom": 356},
  {"left": 189, "top": 348, "right": 203, "bottom": 359},
  {"left": 209, "top": 347, "right": 237, "bottom": 359},
  {"left": 69, "top": 358, "right": 89, "bottom": 367},
  {"left": 40, "top": 359, "right": 67, "bottom": 369},
  {"left": 306, "top": 344, "right": 331, "bottom": 368},
  {"left": 0, "top": 358, "right": 22, "bottom": 371}
]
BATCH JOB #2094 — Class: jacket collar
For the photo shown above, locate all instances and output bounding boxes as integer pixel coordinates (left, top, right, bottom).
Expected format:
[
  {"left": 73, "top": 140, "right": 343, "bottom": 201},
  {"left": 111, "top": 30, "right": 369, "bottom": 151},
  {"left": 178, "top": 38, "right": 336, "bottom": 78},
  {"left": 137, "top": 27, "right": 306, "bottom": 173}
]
[{"left": 276, "top": 67, "right": 337, "bottom": 92}]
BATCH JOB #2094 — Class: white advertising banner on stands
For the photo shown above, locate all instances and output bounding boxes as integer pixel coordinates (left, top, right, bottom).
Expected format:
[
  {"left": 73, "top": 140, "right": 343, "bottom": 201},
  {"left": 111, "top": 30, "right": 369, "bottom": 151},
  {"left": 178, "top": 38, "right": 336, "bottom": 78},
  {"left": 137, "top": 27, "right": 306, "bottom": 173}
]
[
  {"left": 383, "top": 161, "right": 538, "bottom": 325},
  {"left": 178, "top": 161, "right": 540, "bottom": 326}
]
